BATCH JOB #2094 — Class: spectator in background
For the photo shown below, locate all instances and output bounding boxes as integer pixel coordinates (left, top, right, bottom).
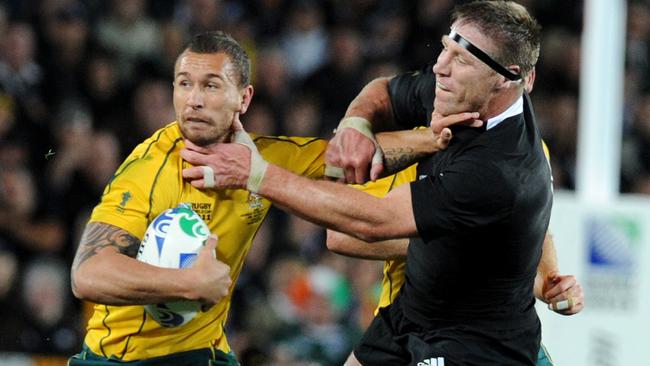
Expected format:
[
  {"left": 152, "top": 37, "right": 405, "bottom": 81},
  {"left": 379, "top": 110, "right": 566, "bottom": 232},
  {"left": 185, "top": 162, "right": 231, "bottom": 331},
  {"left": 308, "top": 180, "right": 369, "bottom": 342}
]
[
  {"left": 404, "top": 0, "right": 453, "bottom": 68},
  {"left": 536, "top": 93, "right": 579, "bottom": 190},
  {"left": 365, "top": 11, "right": 409, "bottom": 64},
  {"left": 0, "top": 165, "right": 65, "bottom": 256},
  {"left": 81, "top": 49, "right": 130, "bottom": 136},
  {"left": 95, "top": 0, "right": 161, "bottom": 83},
  {"left": 244, "top": 101, "right": 280, "bottom": 136},
  {"left": 127, "top": 77, "right": 175, "bottom": 149},
  {"left": 304, "top": 27, "right": 365, "bottom": 135},
  {"left": 178, "top": 0, "right": 225, "bottom": 35},
  {"left": 626, "top": 2, "right": 650, "bottom": 94},
  {"left": 270, "top": 260, "right": 357, "bottom": 366},
  {"left": 19, "top": 257, "right": 81, "bottom": 355},
  {"left": 282, "top": 95, "right": 321, "bottom": 137},
  {"left": 0, "top": 93, "right": 31, "bottom": 168},
  {"left": 39, "top": 1, "right": 90, "bottom": 109},
  {"left": 248, "top": 0, "right": 287, "bottom": 41},
  {"left": 0, "top": 242, "right": 22, "bottom": 351},
  {"left": 47, "top": 101, "right": 95, "bottom": 194},
  {"left": 0, "top": 22, "right": 46, "bottom": 123},
  {"left": 252, "top": 46, "right": 291, "bottom": 119},
  {"left": 280, "top": 0, "right": 328, "bottom": 82},
  {"left": 534, "top": 29, "right": 581, "bottom": 95},
  {"left": 154, "top": 21, "right": 188, "bottom": 76}
]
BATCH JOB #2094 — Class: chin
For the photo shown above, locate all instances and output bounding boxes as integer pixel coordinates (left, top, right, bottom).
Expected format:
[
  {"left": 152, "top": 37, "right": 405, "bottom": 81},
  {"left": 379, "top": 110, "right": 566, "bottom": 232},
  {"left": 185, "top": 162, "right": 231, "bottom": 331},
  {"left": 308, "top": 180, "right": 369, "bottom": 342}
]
[
  {"left": 182, "top": 127, "right": 229, "bottom": 146},
  {"left": 434, "top": 101, "right": 469, "bottom": 117}
]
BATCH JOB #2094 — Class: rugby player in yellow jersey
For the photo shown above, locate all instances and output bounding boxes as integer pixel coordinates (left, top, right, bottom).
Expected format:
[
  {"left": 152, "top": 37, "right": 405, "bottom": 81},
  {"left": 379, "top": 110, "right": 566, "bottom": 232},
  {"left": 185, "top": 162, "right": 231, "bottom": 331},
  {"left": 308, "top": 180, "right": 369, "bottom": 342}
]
[{"left": 69, "top": 31, "right": 461, "bottom": 365}]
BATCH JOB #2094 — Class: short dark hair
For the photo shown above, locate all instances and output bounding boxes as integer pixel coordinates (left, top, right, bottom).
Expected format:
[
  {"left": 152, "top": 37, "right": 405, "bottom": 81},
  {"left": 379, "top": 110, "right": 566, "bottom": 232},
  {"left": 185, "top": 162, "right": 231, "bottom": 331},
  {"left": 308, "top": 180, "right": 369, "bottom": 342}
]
[
  {"left": 451, "top": 0, "right": 541, "bottom": 76},
  {"left": 184, "top": 31, "right": 251, "bottom": 87}
]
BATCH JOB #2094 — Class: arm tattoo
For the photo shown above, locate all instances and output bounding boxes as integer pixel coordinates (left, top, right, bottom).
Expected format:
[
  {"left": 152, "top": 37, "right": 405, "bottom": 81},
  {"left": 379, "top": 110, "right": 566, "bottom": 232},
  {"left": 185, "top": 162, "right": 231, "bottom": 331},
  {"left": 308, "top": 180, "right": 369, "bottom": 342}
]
[
  {"left": 382, "top": 147, "right": 427, "bottom": 174},
  {"left": 72, "top": 222, "right": 141, "bottom": 273}
]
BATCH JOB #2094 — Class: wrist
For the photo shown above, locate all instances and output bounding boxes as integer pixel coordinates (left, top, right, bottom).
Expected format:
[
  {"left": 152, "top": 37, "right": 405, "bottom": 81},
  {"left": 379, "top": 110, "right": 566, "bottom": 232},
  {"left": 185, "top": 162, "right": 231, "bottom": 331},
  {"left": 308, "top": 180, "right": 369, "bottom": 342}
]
[
  {"left": 336, "top": 117, "right": 375, "bottom": 141},
  {"left": 177, "top": 269, "right": 200, "bottom": 301},
  {"left": 232, "top": 130, "right": 269, "bottom": 193}
]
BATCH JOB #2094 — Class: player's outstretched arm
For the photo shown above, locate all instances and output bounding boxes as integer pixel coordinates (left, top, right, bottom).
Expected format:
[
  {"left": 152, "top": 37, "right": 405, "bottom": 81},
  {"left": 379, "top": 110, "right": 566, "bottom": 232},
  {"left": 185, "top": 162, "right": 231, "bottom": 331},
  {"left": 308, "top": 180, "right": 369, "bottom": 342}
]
[{"left": 71, "top": 222, "right": 231, "bottom": 307}]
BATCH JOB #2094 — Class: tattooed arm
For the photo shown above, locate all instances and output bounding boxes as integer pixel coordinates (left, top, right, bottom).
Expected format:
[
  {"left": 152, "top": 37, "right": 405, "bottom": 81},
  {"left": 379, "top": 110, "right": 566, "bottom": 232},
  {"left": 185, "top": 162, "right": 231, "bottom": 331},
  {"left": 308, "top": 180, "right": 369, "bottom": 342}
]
[
  {"left": 374, "top": 129, "right": 439, "bottom": 176},
  {"left": 71, "top": 222, "right": 232, "bottom": 306}
]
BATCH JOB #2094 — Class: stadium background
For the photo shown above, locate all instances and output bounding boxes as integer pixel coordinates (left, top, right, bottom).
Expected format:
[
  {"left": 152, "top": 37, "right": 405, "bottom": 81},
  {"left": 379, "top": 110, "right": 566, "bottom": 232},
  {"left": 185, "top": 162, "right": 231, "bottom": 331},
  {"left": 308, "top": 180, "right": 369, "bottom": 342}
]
[{"left": 0, "top": 0, "right": 647, "bottom": 365}]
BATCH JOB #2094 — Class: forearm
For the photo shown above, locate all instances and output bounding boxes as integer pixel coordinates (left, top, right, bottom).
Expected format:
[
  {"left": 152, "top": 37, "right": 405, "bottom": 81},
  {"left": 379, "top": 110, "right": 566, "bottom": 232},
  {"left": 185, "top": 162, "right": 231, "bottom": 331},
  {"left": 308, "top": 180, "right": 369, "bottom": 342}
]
[
  {"left": 71, "top": 222, "right": 195, "bottom": 305},
  {"left": 73, "top": 250, "right": 195, "bottom": 305},
  {"left": 260, "top": 165, "right": 414, "bottom": 241},
  {"left": 344, "top": 77, "right": 400, "bottom": 132},
  {"left": 534, "top": 232, "right": 559, "bottom": 300},
  {"left": 327, "top": 230, "right": 408, "bottom": 260},
  {"left": 376, "top": 129, "right": 436, "bottom": 175}
]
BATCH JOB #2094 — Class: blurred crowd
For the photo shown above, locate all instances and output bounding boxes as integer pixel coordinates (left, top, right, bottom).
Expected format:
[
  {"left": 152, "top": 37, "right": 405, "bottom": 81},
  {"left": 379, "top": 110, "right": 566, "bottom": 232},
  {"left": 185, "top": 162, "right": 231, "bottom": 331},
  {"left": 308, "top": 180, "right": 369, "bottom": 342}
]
[{"left": 0, "top": 0, "right": 648, "bottom": 364}]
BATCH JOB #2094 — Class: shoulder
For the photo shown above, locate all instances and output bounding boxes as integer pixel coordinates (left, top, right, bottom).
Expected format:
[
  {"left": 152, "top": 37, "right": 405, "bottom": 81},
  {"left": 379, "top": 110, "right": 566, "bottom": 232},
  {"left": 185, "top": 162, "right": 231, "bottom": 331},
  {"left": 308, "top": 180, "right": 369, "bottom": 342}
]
[
  {"left": 131, "top": 122, "right": 183, "bottom": 159},
  {"left": 252, "top": 134, "right": 327, "bottom": 177},
  {"left": 106, "top": 123, "right": 183, "bottom": 193},
  {"left": 120, "top": 123, "right": 183, "bottom": 172},
  {"left": 252, "top": 134, "right": 327, "bottom": 152}
]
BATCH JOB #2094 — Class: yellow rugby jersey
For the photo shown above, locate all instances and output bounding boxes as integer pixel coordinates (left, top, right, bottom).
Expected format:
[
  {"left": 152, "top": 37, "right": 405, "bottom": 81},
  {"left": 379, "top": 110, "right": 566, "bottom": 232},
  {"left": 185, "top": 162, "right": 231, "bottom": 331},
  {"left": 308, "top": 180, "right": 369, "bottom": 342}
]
[
  {"left": 350, "top": 165, "right": 417, "bottom": 313},
  {"left": 86, "top": 122, "right": 326, "bottom": 361}
]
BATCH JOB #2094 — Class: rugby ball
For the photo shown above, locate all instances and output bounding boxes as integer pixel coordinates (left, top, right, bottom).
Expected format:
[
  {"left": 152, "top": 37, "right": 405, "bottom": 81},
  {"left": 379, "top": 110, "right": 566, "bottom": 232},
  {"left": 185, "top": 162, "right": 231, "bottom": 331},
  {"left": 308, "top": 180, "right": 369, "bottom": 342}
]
[{"left": 137, "top": 203, "right": 210, "bottom": 327}]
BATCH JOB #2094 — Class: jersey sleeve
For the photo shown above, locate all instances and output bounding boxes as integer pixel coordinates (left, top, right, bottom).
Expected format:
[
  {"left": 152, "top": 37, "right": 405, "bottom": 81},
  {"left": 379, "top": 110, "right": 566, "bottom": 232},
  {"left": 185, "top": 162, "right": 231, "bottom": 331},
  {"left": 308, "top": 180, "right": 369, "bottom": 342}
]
[
  {"left": 351, "top": 165, "right": 418, "bottom": 196},
  {"left": 255, "top": 135, "right": 327, "bottom": 178},
  {"left": 388, "top": 63, "right": 436, "bottom": 129},
  {"left": 410, "top": 157, "right": 513, "bottom": 240},
  {"left": 89, "top": 139, "right": 179, "bottom": 239}
]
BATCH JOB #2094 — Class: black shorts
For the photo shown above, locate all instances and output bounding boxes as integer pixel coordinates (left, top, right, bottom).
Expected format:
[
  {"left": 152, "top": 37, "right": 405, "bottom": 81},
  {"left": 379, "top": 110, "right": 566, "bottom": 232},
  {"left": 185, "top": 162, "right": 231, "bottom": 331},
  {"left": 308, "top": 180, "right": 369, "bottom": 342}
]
[{"left": 353, "top": 299, "right": 540, "bottom": 366}]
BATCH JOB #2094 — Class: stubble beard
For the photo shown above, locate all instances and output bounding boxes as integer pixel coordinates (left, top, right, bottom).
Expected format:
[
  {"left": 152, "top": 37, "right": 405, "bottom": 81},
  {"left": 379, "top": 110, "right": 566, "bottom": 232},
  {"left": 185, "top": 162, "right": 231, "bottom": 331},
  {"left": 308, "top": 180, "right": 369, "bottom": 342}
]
[{"left": 180, "top": 122, "right": 231, "bottom": 147}]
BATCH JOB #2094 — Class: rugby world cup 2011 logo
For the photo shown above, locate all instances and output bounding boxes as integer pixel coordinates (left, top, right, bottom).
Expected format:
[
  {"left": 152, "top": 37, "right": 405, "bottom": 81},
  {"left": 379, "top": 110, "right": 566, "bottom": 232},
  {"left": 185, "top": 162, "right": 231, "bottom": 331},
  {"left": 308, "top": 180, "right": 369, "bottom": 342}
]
[
  {"left": 151, "top": 209, "right": 175, "bottom": 257},
  {"left": 175, "top": 204, "right": 209, "bottom": 239},
  {"left": 585, "top": 215, "right": 641, "bottom": 311}
]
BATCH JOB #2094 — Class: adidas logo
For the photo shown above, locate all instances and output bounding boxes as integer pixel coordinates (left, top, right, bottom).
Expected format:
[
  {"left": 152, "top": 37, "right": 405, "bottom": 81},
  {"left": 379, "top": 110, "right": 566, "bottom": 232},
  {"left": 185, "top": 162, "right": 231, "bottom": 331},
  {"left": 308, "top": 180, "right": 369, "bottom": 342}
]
[{"left": 417, "top": 357, "right": 445, "bottom": 366}]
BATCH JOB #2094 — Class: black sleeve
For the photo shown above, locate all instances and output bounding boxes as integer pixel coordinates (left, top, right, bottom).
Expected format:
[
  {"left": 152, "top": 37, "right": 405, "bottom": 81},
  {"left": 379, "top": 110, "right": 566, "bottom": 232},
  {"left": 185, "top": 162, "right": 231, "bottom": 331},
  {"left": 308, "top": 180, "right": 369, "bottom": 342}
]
[
  {"left": 388, "top": 63, "right": 436, "bottom": 129},
  {"left": 410, "top": 156, "right": 514, "bottom": 240}
]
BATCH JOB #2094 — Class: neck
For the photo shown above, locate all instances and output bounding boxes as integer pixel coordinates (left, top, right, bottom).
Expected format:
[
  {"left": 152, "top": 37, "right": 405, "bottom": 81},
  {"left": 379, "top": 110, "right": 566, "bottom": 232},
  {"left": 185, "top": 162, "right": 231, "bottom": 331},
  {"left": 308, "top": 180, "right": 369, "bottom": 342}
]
[{"left": 481, "top": 88, "right": 523, "bottom": 121}]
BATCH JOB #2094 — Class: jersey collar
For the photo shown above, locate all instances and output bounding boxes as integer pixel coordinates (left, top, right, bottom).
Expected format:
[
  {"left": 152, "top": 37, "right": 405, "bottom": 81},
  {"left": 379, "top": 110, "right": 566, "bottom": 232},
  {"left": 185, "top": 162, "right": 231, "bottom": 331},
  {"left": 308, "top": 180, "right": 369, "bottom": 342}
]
[{"left": 486, "top": 96, "right": 523, "bottom": 130}]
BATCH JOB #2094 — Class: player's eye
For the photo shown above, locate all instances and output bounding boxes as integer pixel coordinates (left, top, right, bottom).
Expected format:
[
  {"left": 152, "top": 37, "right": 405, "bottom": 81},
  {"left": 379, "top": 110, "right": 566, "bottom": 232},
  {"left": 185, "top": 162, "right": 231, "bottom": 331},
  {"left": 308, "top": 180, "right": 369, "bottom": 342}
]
[{"left": 177, "top": 80, "right": 191, "bottom": 88}]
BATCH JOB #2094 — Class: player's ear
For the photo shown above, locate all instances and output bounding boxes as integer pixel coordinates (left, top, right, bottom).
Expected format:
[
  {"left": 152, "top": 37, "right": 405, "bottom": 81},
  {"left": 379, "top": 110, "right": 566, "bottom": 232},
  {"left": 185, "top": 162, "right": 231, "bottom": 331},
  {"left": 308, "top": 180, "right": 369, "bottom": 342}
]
[
  {"left": 524, "top": 67, "right": 536, "bottom": 93},
  {"left": 238, "top": 85, "right": 254, "bottom": 114},
  {"left": 496, "top": 65, "right": 522, "bottom": 90}
]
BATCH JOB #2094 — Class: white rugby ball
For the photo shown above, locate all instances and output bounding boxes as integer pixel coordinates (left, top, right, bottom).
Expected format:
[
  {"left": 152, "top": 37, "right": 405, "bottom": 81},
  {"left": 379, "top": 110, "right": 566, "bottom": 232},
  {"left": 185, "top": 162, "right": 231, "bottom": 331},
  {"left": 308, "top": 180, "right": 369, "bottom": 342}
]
[{"left": 137, "top": 203, "right": 210, "bottom": 327}]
